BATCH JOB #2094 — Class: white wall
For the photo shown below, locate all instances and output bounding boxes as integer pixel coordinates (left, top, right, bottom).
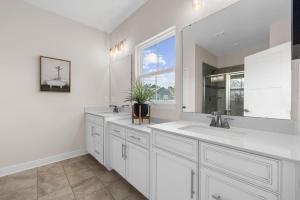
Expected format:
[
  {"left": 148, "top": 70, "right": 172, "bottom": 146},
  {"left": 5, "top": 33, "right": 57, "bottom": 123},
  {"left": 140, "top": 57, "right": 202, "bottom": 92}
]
[
  {"left": 0, "top": 0, "right": 110, "bottom": 168},
  {"left": 110, "top": 0, "right": 240, "bottom": 120}
]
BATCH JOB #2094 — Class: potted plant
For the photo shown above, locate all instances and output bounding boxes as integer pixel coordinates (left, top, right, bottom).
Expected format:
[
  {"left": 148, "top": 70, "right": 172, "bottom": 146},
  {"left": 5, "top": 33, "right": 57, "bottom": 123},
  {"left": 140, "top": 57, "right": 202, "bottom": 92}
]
[{"left": 125, "top": 81, "right": 156, "bottom": 117}]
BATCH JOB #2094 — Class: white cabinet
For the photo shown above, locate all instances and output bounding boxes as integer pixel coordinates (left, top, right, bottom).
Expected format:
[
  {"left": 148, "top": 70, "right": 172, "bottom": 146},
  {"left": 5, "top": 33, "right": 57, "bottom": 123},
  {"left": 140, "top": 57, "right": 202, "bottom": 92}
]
[
  {"left": 126, "top": 141, "right": 149, "bottom": 196},
  {"left": 110, "top": 134, "right": 126, "bottom": 178},
  {"left": 152, "top": 147, "right": 198, "bottom": 200},
  {"left": 109, "top": 124, "right": 150, "bottom": 198},
  {"left": 85, "top": 114, "right": 104, "bottom": 164},
  {"left": 86, "top": 121, "right": 94, "bottom": 155},
  {"left": 200, "top": 167, "right": 279, "bottom": 200}
]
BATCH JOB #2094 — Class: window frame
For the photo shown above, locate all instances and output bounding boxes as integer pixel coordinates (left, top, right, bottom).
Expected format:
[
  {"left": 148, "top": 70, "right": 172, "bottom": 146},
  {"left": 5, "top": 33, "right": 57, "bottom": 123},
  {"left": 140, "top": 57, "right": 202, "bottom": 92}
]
[{"left": 135, "top": 26, "right": 176, "bottom": 104}]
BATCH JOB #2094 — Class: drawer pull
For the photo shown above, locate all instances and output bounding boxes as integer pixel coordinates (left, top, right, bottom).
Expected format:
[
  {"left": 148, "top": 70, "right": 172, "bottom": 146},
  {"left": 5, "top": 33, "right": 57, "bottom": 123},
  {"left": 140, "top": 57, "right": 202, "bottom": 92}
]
[
  {"left": 94, "top": 150, "right": 100, "bottom": 155},
  {"left": 112, "top": 129, "right": 120, "bottom": 133},
  {"left": 95, "top": 133, "right": 101, "bottom": 136},
  {"left": 212, "top": 195, "right": 222, "bottom": 200},
  {"left": 190, "top": 170, "right": 195, "bottom": 199},
  {"left": 129, "top": 135, "right": 141, "bottom": 141}
]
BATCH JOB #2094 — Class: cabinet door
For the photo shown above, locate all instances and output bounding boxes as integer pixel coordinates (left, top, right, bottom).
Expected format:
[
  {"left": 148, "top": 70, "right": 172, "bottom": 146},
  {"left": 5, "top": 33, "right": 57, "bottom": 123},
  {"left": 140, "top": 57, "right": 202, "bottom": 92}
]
[
  {"left": 85, "top": 122, "right": 94, "bottom": 155},
  {"left": 152, "top": 148, "right": 198, "bottom": 200},
  {"left": 110, "top": 135, "right": 126, "bottom": 178},
  {"left": 200, "top": 167, "right": 279, "bottom": 200},
  {"left": 126, "top": 142, "right": 149, "bottom": 198}
]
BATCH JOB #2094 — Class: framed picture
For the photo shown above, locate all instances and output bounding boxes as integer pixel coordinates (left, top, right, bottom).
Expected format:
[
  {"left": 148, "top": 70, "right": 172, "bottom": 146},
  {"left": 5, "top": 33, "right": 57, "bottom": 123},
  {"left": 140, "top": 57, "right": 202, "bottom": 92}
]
[{"left": 40, "top": 56, "right": 71, "bottom": 92}]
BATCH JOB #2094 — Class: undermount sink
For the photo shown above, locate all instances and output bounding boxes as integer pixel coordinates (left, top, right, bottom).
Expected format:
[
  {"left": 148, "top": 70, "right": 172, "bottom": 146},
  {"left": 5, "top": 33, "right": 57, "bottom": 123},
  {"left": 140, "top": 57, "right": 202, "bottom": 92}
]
[{"left": 179, "top": 124, "right": 245, "bottom": 138}]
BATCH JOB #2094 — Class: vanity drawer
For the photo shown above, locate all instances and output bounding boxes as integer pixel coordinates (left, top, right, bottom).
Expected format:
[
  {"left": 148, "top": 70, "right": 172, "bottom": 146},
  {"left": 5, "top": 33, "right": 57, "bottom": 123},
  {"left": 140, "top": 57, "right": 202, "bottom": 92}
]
[
  {"left": 94, "top": 126, "right": 104, "bottom": 144},
  {"left": 200, "top": 167, "right": 279, "bottom": 200},
  {"left": 152, "top": 130, "right": 198, "bottom": 162},
  {"left": 200, "top": 143, "right": 280, "bottom": 193},
  {"left": 126, "top": 129, "right": 149, "bottom": 149},
  {"left": 110, "top": 124, "right": 126, "bottom": 139},
  {"left": 85, "top": 114, "right": 104, "bottom": 126}
]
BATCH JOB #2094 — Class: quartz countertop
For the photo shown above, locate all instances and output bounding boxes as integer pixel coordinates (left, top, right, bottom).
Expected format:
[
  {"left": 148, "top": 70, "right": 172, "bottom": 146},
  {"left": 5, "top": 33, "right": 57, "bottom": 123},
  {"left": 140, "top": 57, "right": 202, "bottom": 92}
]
[
  {"left": 85, "top": 110, "right": 130, "bottom": 118},
  {"left": 149, "top": 121, "right": 300, "bottom": 163},
  {"left": 107, "top": 118, "right": 152, "bottom": 133}
]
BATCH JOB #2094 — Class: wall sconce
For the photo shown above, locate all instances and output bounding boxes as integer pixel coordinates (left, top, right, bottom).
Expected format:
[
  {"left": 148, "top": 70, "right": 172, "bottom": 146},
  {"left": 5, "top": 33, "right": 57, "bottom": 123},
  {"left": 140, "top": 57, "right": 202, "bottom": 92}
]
[
  {"left": 109, "top": 40, "right": 125, "bottom": 57},
  {"left": 192, "top": 0, "right": 202, "bottom": 11}
]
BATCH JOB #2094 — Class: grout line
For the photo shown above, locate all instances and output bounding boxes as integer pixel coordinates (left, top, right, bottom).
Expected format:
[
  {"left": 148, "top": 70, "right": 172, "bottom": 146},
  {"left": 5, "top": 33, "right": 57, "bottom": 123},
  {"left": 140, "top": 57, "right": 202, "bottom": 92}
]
[{"left": 61, "top": 161, "right": 77, "bottom": 200}]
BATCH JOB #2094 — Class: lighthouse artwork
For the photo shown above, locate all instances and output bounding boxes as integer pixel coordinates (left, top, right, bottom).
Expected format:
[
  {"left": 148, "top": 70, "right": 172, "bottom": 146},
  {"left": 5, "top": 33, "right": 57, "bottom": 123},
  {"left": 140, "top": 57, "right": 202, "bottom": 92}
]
[{"left": 40, "top": 56, "right": 71, "bottom": 92}]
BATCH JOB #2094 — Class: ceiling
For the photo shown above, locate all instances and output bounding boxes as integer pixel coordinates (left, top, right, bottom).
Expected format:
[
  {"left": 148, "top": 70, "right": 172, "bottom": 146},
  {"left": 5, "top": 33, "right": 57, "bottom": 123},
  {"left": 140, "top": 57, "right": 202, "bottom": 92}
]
[
  {"left": 23, "top": 0, "right": 148, "bottom": 33},
  {"left": 183, "top": 0, "right": 291, "bottom": 57}
]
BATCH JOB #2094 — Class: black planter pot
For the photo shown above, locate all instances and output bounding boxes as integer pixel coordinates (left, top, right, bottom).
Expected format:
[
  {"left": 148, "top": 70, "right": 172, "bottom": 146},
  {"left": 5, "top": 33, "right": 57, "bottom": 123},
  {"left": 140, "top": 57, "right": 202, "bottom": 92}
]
[{"left": 133, "top": 103, "right": 149, "bottom": 117}]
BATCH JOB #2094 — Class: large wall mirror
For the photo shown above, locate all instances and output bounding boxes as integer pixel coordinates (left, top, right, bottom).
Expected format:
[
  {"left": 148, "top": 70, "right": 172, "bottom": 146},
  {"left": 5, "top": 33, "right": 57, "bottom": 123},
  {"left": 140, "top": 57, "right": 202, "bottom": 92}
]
[{"left": 182, "top": 0, "right": 292, "bottom": 119}]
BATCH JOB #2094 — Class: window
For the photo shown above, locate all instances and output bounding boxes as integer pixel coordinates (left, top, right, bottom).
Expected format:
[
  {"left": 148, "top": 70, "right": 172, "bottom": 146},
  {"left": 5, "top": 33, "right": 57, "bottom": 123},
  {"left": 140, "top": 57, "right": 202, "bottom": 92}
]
[{"left": 135, "top": 27, "right": 176, "bottom": 104}]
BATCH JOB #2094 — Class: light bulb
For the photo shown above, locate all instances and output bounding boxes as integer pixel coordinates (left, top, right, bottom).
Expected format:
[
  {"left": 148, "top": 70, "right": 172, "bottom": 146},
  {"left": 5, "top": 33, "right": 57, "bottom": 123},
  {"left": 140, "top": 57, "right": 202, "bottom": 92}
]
[{"left": 193, "top": 0, "right": 202, "bottom": 11}]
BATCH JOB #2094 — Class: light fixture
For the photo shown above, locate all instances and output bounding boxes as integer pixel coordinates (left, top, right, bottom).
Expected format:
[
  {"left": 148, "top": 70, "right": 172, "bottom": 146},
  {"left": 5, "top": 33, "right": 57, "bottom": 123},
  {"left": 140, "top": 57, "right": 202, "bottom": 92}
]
[
  {"left": 109, "top": 40, "right": 125, "bottom": 57},
  {"left": 192, "top": 0, "right": 202, "bottom": 11}
]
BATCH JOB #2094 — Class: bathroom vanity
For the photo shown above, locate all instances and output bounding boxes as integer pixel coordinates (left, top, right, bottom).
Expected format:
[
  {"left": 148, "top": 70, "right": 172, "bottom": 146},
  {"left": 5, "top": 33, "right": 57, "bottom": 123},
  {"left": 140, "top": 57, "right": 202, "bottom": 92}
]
[
  {"left": 89, "top": 117, "right": 300, "bottom": 200},
  {"left": 149, "top": 121, "right": 300, "bottom": 200},
  {"left": 85, "top": 108, "right": 129, "bottom": 169}
]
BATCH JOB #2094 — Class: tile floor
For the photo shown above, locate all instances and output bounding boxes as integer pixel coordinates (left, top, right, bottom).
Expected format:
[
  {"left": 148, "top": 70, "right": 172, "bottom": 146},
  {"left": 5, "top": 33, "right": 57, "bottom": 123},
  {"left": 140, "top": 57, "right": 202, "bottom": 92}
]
[{"left": 0, "top": 155, "right": 147, "bottom": 200}]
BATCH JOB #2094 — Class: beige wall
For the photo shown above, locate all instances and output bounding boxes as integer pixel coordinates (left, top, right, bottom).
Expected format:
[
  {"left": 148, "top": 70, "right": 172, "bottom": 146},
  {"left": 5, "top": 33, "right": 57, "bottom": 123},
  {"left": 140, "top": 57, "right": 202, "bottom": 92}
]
[
  {"left": 0, "top": 0, "right": 109, "bottom": 168},
  {"left": 110, "top": 0, "right": 240, "bottom": 120},
  {"left": 270, "top": 18, "right": 291, "bottom": 48}
]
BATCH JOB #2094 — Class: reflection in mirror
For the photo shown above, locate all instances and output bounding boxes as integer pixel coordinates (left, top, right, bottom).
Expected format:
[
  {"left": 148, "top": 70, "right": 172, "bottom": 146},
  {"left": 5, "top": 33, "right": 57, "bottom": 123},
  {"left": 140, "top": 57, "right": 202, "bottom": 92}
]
[{"left": 182, "top": 0, "right": 292, "bottom": 119}]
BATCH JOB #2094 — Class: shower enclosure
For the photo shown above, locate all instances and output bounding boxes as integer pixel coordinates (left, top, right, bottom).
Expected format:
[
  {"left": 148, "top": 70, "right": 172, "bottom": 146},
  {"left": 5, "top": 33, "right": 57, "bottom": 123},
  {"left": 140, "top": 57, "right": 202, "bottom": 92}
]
[{"left": 203, "top": 65, "right": 244, "bottom": 116}]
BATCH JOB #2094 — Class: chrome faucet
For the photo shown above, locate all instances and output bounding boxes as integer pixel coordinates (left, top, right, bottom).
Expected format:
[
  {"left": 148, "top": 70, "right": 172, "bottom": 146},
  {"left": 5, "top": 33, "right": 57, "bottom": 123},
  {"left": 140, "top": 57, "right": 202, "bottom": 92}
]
[
  {"left": 207, "top": 112, "right": 233, "bottom": 129},
  {"left": 109, "top": 105, "right": 130, "bottom": 113},
  {"left": 109, "top": 105, "right": 119, "bottom": 113}
]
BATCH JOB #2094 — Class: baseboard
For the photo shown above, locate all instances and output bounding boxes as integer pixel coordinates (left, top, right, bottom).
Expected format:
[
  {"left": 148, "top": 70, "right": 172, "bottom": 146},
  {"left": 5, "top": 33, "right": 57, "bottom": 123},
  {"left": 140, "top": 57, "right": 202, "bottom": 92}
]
[{"left": 0, "top": 149, "right": 88, "bottom": 177}]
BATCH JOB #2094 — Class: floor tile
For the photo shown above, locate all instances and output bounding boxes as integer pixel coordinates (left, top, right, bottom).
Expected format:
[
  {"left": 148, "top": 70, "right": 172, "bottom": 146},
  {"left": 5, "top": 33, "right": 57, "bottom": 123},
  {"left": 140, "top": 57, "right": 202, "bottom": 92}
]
[
  {"left": 0, "top": 155, "right": 147, "bottom": 200},
  {"left": 64, "top": 161, "right": 91, "bottom": 175},
  {"left": 72, "top": 177, "right": 104, "bottom": 199},
  {"left": 0, "top": 185, "right": 37, "bottom": 200},
  {"left": 89, "top": 164, "right": 106, "bottom": 177},
  {"left": 38, "top": 187, "right": 74, "bottom": 200},
  {"left": 123, "top": 192, "right": 148, "bottom": 200},
  {"left": 78, "top": 188, "right": 114, "bottom": 200},
  {"left": 38, "top": 164, "right": 65, "bottom": 181},
  {"left": 107, "top": 180, "right": 136, "bottom": 200},
  {"left": 0, "top": 169, "right": 37, "bottom": 194},
  {"left": 38, "top": 175, "right": 70, "bottom": 197},
  {"left": 66, "top": 168, "right": 95, "bottom": 187},
  {"left": 98, "top": 170, "right": 121, "bottom": 187}
]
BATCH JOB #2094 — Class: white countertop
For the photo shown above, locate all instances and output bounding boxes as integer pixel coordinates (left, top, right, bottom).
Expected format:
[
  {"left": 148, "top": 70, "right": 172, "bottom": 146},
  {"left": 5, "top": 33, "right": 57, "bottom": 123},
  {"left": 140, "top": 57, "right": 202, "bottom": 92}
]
[
  {"left": 107, "top": 118, "right": 152, "bottom": 133},
  {"left": 85, "top": 110, "right": 130, "bottom": 118},
  {"left": 149, "top": 121, "right": 300, "bottom": 163}
]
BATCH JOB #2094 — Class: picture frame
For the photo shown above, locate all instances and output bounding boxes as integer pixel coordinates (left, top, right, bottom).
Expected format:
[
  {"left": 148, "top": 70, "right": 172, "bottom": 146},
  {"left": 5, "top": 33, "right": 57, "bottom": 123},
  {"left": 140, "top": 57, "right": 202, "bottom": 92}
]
[{"left": 40, "top": 56, "right": 71, "bottom": 92}]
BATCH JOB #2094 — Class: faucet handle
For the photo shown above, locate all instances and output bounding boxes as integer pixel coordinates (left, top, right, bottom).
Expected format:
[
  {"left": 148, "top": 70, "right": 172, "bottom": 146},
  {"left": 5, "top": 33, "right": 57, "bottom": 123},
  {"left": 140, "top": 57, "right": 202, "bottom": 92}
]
[
  {"left": 207, "top": 115, "right": 217, "bottom": 127},
  {"left": 222, "top": 117, "right": 234, "bottom": 129}
]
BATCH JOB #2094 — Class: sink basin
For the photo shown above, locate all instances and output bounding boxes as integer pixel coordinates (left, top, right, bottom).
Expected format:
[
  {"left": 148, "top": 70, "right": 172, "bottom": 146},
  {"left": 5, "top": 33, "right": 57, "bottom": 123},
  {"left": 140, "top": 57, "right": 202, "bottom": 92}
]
[{"left": 179, "top": 124, "right": 245, "bottom": 139}]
